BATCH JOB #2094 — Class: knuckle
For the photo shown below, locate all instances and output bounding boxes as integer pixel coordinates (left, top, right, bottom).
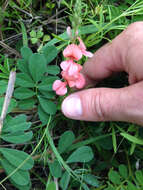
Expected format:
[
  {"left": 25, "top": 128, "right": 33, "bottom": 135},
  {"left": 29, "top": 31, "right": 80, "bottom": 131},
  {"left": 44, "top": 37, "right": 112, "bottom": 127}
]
[
  {"left": 90, "top": 90, "right": 106, "bottom": 120},
  {"left": 126, "top": 22, "right": 143, "bottom": 42}
]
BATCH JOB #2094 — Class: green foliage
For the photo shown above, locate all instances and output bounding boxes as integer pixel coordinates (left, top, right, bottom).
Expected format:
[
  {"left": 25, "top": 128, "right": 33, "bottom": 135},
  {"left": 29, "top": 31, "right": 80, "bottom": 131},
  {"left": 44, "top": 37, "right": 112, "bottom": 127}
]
[
  {"left": 59, "top": 171, "right": 71, "bottom": 190},
  {"left": 82, "top": 174, "right": 100, "bottom": 187},
  {"left": 58, "top": 131, "right": 75, "bottom": 154},
  {"left": 46, "top": 182, "right": 56, "bottom": 190},
  {"left": 2, "top": 0, "right": 143, "bottom": 189},
  {"left": 49, "top": 160, "right": 62, "bottom": 178},
  {"left": 66, "top": 146, "right": 94, "bottom": 163},
  {"left": 0, "top": 148, "right": 34, "bottom": 170},
  {"left": 105, "top": 165, "right": 143, "bottom": 189},
  {"left": 0, "top": 114, "right": 34, "bottom": 189},
  {"left": 15, "top": 45, "right": 59, "bottom": 119}
]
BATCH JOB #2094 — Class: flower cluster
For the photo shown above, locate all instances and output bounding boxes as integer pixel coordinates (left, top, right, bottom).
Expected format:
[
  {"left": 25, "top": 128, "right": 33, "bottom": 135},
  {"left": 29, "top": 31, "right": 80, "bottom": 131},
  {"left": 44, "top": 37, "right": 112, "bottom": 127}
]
[{"left": 53, "top": 36, "right": 93, "bottom": 96}]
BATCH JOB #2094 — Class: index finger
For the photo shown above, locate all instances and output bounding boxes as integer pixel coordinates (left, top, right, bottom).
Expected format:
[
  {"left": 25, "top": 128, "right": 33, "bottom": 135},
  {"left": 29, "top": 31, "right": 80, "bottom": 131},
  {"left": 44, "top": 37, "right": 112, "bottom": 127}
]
[{"left": 82, "top": 22, "right": 143, "bottom": 83}]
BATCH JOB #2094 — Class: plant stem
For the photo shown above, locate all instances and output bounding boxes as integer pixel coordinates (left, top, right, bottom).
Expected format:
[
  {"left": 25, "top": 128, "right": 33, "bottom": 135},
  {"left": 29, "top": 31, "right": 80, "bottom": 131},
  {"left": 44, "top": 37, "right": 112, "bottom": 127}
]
[{"left": 0, "top": 71, "right": 16, "bottom": 134}]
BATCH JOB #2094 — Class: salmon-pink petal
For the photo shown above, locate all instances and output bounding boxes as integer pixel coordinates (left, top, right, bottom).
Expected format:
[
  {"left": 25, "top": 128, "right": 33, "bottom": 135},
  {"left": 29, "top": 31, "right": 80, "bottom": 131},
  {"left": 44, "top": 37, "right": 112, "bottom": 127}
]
[
  {"left": 52, "top": 80, "right": 62, "bottom": 91},
  {"left": 61, "top": 71, "right": 67, "bottom": 80},
  {"left": 60, "top": 60, "right": 70, "bottom": 71},
  {"left": 67, "top": 80, "right": 75, "bottom": 88},
  {"left": 56, "top": 86, "right": 67, "bottom": 96},
  {"left": 75, "top": 73, "right": 85, "bottom": 89},
  {"left": 68, "top": 62, "right": 82, "bottom": 76},
  {"left": 63, "top": 44, "right": 82, "bottom": 61},
  {"left": 82, "top": 50, "right": 94, "bottom": 58},
  {"left": 52, "top": 80, "right": 67, "bottom": 96},
  {"left": 78, "top": 37, "right": 86, "bottom": 50}
]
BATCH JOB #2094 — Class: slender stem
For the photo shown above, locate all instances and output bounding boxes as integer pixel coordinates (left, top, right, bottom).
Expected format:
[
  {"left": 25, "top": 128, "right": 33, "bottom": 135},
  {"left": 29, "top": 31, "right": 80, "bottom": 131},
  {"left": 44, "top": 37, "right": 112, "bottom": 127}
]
[{"left": 0, "top": 71, "right": 16, "bottom": 134}]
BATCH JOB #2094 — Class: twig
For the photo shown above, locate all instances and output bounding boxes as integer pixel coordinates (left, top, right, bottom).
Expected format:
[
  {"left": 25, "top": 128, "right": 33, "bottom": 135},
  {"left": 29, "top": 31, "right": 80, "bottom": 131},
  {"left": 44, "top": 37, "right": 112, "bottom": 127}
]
[
  {"left": 0, "top": 71, "right": 16, "bottom": 134},
  {"left": 54, "top": 178, "right": 59, "bottom": 190},
  {"left": 0, "top": 41, "right": 21, "bottom": 57},
  {"left": 2, "top": 0, "right": 9, "bottom": 11}
]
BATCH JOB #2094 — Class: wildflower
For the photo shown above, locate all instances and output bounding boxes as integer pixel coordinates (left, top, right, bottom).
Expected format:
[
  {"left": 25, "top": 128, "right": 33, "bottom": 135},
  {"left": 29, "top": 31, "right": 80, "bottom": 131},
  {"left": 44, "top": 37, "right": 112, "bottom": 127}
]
[
  {"left": 52, "top": 80, "right": 67, "bottom": 96},
  {"left": 63, "top": 44, "right": 82, "bottom": 61},
  {"left": 63, "top": 37, "right": 93, "bottom": 61},
  {"left": 52, "top": 30, "right": 93, "bottom": 96},
  {"left": 77, "top": 37, "right": 94, "bottom": 58},
  {"left": 61, "top": 71, "right": 85, "bottom": 89},
  {"left": 60, "top": 60, "right": 82, "bottom": 76}
]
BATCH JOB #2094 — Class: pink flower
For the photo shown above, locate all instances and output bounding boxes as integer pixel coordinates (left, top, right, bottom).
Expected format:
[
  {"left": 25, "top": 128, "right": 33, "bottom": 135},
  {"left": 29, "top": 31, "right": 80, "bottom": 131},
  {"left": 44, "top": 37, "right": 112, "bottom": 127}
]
[
  {"left": 52, "top": 80, "right": 67, "bottom": 96},
  {"left": 77, "top": 37, "right": 94, "bottom": 58},
  {"left": 52, "top": 35, "right": 91, "bottom": 96},
  {"left": 60, "top": 60, "right": 82, "bottom": 76},
  {"left": 63, "top": 44, "right": 82, "bottom": 61},
  {"left": 63, "top": 37, "right": 93, "bottom": 61},
  {"left": 61, "top": 71, "right": 85, "bottom": 89}
]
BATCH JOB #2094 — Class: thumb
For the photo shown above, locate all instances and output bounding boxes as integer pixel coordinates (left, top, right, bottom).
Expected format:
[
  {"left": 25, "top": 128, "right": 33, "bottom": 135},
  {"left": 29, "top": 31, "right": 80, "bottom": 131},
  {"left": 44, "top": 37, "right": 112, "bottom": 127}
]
[{"left": 61, "top": 83, "right": 143, "bottom": 125}]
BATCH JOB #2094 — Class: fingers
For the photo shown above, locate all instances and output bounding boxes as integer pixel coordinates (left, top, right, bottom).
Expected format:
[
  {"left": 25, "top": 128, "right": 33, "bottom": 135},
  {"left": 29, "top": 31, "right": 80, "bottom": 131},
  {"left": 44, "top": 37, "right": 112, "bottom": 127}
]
[
  {"left": 62, "top": 81, "right": 143, "bottom": 125},
  {"left": 83, "top": 22, "right": 143, "bottom": 83}
]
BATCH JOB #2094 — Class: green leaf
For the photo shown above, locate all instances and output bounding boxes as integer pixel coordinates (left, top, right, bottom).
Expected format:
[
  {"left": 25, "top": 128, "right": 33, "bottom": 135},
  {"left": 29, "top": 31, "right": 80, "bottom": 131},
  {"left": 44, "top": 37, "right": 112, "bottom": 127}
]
[
  {"left": 135, "top": 170, "right": 143, "bottom": 185},
  {"left": 20, "top": 22, "right": 28, "bottom": 46},
  {"left": 37, "top": 30, "right": 44, "bottom": 38},
  {"left": 46, "top": 182, "right": 56, "bottom": 190},
  {"left": 82, "top": 183, "right": 90, "bottom": 190},
  {"left": 0, "top": 159, "right": 30, "bottom": 186},
  {"left": 14, "top": 87, "right": 35, "bottom": 99},
  {"left": 66, "top": 146, "right": 94, "bottom": 163},
  {"left": 0, "top": 97, "right": 17, "bottom": 114},
  {"left": 17, "top": 59, "right": 29, "bottom": 74},
  {"left": 31, "top": 38, "right": 38, "bottom": 44},
  {"left": 47, "top": 65, "right": 60, "bottom": 75},
  {"left": 120, "top": 133, "right": 143, "bottom": 145},
  {"left": 43, "top": 35, "right": 51, "bottom": 42},
  {"left": 0, "top": 148, "right": 34, "bottom": 170},
  {"left": 30, "top": 30, "right": 36, "bottom": 38},
  {"left": 42, "top": 45, "right": 58, "bottom": 64},
  {"left": 3, "top": 121, "right": 31, "bottom": 133},
  {"left": 104, "top": 185, "right": 115, "bottom": 190},
  {"left": 38, "top": 105, "right": 50, "bottom": 125},
  {"left": 127, "top": 181, "right": 138, "bottom": 190},
  {"left": 29, "top": 53, "right": 47, "bottom": 82},
  {"left": 16, "top": 73, "right": 35, "bottom": 88},
  {"left": 60, "top": 171, "right": 70, "bottom": 190},
  {"left": 38, "top": 76, "right": 58, "bottom": 92},
  {"left": 49, "top": 160, "right": 62, "bottom": 178},
  {"left": 83, "top": 174, "right": 100, "bottom": 187},
  {"left": 21, "top": 46, "right": 33, "bottom": 62},
  {"left": 119, "top": 164, "right": 128, "bottom": 179},
  {"left": 58, "top": 131, "right": 75, "bottom": 154},
  {"left": 10, "top": 179, "right": 31, "bottom": 190},
  {"left": 108, "top": 170, "right": 121, "bottom": 185},
  {"left": 1, "top": 131, "right": 33, "bottom": 144},
  {"left": 38, "top": 96, "right": 57, "bottom": 115},
  {"left": 0, "top": 80, "right": 7, "bottom": 95},
  {"left": 18, "top": 98, "right": 36, "bottom": 110},
  {"left": 40, "top": 90, "right": 55, "bottom": 99},
  {"left": 44, "top": 25, "right": 98, "bottom": 47},
  {"left": 3, "top": 114, "right": 31, "bottom": 133}
]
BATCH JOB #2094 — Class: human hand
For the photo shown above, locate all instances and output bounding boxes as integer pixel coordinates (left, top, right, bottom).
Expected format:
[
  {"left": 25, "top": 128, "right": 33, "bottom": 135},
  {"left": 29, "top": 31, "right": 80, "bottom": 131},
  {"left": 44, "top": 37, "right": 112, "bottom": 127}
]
[{"left": 61, "top": 22, "right": 143, "bottom": 126}]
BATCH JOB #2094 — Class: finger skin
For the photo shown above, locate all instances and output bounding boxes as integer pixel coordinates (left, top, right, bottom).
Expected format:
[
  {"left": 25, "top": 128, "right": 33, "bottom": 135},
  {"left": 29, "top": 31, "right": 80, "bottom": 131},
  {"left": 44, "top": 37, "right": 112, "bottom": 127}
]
[
  {"left": 62, "top": 22, "right": 143, "bottom": 125},
  {"left": 83, "top": 22, "right": 143, "bottom": 84},
  {"left": 62, "top": 81, "right": 143, "bottom": 125}
]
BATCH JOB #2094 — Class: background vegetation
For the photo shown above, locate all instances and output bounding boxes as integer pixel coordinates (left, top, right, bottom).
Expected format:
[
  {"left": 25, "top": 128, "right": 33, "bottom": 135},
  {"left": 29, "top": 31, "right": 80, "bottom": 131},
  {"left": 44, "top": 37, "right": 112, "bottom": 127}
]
[{"left": 0, "top": 0, "right": 143, "bottom": 189}]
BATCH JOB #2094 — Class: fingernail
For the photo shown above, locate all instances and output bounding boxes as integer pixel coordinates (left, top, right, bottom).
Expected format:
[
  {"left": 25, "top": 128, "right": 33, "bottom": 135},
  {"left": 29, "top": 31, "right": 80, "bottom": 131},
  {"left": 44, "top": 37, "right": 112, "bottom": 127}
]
[{"left": 62, "top": 96, "right": 82, "bottom": 118}]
